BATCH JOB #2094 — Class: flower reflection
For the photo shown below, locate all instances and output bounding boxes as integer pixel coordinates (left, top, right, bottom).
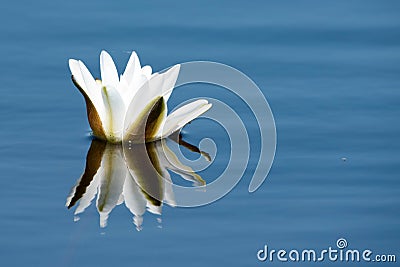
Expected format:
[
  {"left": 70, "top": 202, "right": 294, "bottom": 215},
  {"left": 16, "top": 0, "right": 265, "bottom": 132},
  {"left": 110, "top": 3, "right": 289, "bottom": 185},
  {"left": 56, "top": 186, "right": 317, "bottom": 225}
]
[{"left": 66, "top": 135, "right": 206, "bottom": 230}]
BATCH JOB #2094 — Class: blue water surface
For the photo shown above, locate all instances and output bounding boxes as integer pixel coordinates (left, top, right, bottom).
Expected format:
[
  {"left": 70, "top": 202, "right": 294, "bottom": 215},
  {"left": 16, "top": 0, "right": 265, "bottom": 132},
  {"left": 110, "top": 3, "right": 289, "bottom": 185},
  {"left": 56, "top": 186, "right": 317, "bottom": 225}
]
[{"left": 0, "top": 0, "right": 399, "bottom": 266}]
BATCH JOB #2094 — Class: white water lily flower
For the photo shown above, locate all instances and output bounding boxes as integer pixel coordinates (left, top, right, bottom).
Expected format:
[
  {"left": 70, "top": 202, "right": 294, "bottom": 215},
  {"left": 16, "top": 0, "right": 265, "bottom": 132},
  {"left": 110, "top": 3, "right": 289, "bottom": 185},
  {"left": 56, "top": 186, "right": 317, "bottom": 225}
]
[{"left": 69, "top": 50, "right": 212, "bottom": 143}]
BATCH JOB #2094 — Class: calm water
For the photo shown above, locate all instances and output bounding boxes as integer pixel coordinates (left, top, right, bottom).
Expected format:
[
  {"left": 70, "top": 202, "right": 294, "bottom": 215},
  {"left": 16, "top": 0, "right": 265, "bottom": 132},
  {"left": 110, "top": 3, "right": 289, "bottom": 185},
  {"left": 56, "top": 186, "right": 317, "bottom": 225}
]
[{"left": 1, "top": 0, "right": 399, "bottom": 266}]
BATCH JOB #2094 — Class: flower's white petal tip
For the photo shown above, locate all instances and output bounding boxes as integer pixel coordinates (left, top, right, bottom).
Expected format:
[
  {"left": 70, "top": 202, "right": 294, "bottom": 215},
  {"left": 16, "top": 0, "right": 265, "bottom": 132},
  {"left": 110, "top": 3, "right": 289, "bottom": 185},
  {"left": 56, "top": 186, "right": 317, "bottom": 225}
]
[
  {"left": 204, "top": 102, "right": 212, "bottom": 110},
  {"left": 100, "top": 50, "right": 110, "bottom": 57},
  {"left": 68, "top": 58, "right": 78, "bottom": 66},
  {"left": 130, "top": 50, "right": 138, "bottom": 57},
  {"left": 121, "top": 51, "right": 141, "bottom": 88},
  {"left": 142, "top": 65, "right": 152, "bottom": 78},
  {"left": 170, "top": 63, "right": 181, "bottom": 73},
  {"left": 158, "top": 100, "right": 212, "bottom": 139},
  {"left": 68, "top": 59, "right": 81, "bottom": 76},
  {"left": 100, "top": 50, "right": 119, "bottom": 89}
]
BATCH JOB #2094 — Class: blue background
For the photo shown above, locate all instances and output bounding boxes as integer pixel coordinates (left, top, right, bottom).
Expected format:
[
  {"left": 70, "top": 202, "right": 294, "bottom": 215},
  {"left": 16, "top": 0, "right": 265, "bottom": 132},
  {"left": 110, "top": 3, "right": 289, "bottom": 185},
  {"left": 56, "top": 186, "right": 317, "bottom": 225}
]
[{"left": 0, "top": 0, "right": 399, "bottom": 266}]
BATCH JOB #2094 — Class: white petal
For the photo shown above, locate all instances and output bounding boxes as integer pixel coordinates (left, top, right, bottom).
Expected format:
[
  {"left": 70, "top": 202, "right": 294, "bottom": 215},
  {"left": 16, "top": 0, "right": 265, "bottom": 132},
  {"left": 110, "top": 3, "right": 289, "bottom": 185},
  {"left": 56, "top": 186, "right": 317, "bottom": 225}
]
[
  {"left": 122, "top": 64, "right": 181, "bottom": 140},
  {"left": 100, "top": 50, "right": 119, "bottom": 89},
  {"left": 123, "top": 79, "right": 167, "bottom": 139},
  {"left": 137, "top": 65, "right": 179, "bottom": 105},
  {"left": 78, "top": 60, "right": 106, "bottom": 124},
  {"left": 69, "top": 59, "right": 85, "bottom": 91},
  {"left": 149, "top": 64, "right": 180, "bottom": 102},
  {"left": 101, "top": 86, "right": 126, "bottom": 141},
  {"left": 120, "top": 52, "right": 149, "bottom": 108},
  {"left": 122, "top": 73, "right": 148, "bottom": 108},
  {"left": 72, "top": 60, "right": 96, "bottom": 99},
  {"left": 121, "top": 75, "right": 148, "bottom": 110},
  {"left": 117, "top": 78, "right": 131, "bottom": 107},
  {"left": 141, "top": 65, "right": 152, "bottom": 79},
  {"left": 78, "top": 61, "right": 98, "bottom": 98},
  {"left": 157, "top": 100, "right": 212, "bottom": 139},
  {"left": 121, "top": 51, "right": 141, "bottom": 86}
]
